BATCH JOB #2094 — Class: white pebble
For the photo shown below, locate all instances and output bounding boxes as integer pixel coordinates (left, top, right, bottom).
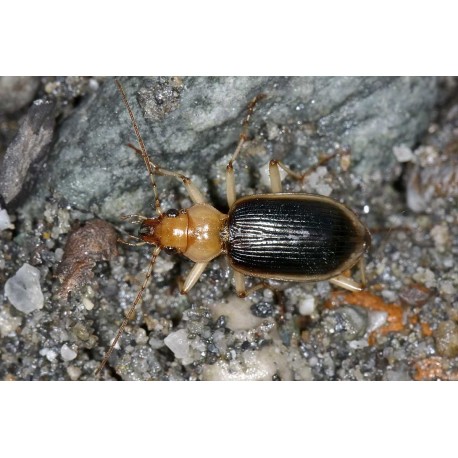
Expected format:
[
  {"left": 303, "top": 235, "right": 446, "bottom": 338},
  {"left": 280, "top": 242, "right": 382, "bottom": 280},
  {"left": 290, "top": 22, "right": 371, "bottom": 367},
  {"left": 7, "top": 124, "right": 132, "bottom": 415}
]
[
  {"left": 441, "top": 281, "right": 456, "bottom": 296},
  {"left": 54, "top": 248, "right": 64, "bottom": 262},
  {"left": 4, "top": 263, "right": 44, "bottom": 314},
  {"left": 298, "top": 295, "right": 316, "bottom": 315},
  {"left": 60, "top": 344, "right": 77, "bottom": 361},
  {"left": 413, "top": 267, "right": 436, "bottom": 288},
  {"left": 316, "top": 183, "right": 332, "bottom": 196},
  {"left": 0, "top": 308, "right": 22, "bottom": 337},
  {"left": 393, "top": 145, "right": 414, "bottom": 162},
  {"left": 430, "top": 224, "right": 450, "bottom": 252},
  {"left": 40, "top": 348, "right": 58, "bottom": 362},
  {"left": 81, "top": 296, "right": 94, "bottom": 311},
  {"left": 211, "top": 295, "right": 262, "bottom": 331},
  {"left": 67, "top": 365, "right": 82, "bottom": 380},
  {"left": 134, "top": 328, "right": 148, "bottom": 345},
  {"left": 0, "top": 208, "right": 14, "bottom": 231},
  {"left": 367, "top": 310, "right": 388, "bottom": 333},
  {"left": 202, "top": 346, "right": 292, "bottom": 381},
  {"left": 164, "top": 329, "right": 192, "bottom": 364}
]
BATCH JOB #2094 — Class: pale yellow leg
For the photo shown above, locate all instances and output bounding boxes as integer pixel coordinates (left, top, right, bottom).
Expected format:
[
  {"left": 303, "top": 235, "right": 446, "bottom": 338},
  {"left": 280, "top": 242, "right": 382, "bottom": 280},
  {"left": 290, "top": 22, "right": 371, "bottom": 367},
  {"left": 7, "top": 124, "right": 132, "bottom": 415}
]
[
  {"left": 269, "top": 160, "right": 283, "bottom": 193},
  {"left": 329, "top": 275, "right": 363, "bottom": 292},
  {"left": 181, "top": 262, "right": 209, "bottom": 293}
]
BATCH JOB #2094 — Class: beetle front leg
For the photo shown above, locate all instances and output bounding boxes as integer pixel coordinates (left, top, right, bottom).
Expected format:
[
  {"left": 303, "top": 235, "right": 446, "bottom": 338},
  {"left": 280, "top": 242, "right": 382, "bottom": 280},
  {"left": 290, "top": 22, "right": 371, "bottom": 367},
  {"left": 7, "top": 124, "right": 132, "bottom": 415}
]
[
  {"left": 127, "top": 144, "right": 206, "bottom": 205},
  {"left": 180, "top": 262, "right": 209, "bottom": 294}
]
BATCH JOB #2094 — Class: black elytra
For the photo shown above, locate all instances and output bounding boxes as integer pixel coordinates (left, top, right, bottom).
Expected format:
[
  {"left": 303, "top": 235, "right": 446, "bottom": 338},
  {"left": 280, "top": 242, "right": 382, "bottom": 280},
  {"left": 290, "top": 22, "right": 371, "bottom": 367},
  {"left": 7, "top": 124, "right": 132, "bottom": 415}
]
[{"left": 227, "top": 194, "right": 369, "bottom": 279}]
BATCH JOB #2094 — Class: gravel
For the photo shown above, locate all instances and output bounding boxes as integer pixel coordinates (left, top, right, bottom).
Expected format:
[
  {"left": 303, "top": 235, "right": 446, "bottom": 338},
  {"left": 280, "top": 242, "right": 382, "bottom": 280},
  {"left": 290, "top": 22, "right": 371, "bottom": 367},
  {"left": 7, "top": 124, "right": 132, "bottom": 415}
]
[{"left": 1, "top": 76, "right": 457, "bottom": 381}]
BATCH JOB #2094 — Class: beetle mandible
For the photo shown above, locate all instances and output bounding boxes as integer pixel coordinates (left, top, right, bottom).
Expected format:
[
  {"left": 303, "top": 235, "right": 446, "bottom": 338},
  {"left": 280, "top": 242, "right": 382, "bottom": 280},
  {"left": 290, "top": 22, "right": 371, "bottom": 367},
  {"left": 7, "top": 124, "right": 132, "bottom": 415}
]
[{"left": 96, "top": 80, "right": 371, "bottom": 374}]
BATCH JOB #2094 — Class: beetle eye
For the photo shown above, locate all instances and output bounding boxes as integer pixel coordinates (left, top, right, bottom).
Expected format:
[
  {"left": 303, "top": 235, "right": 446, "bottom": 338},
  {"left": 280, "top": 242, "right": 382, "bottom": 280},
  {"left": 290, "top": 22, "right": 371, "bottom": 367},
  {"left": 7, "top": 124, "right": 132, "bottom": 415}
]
[
  {"left": 164, "top": 246, "right": 177, "bottom": 255},
  {"left": 165, "top": 208, "right": 179, "bottom": 217}
]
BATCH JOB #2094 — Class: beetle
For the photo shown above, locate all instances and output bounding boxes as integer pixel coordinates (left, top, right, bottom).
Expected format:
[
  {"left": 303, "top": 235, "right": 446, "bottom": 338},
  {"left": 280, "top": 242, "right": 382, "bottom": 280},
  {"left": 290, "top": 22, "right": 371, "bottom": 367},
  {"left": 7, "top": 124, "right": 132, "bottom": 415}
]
[{"left": 95, "top": 80, "right": 371, "bottom": 374}]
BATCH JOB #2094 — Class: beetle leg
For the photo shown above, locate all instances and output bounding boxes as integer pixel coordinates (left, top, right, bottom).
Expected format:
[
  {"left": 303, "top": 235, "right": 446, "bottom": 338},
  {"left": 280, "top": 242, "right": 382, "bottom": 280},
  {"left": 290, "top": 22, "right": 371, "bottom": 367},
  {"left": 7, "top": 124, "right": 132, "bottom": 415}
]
[
  {"left": 226, "top": 161, "right": 236, "bottom": 207},
  {"left": 229, "top": 93, "right": 267, "bottom": 165},
  {"left": 226, "top": 93, "right": 267, "bottom": 208},
  {"left": 181, "top": 262, "right": 209, "bottom": 293},
  {"left": 159, "top": 170, "right": 206, "bottom": 205},
  {"left": 358, "top": 257, "right": 367, "bottom": 287},
  {"left": 329, "top": 275, "right": 363, "bottom": 292},
  {"left": 117, "top": 80, "right": 206, "bottom": 213},
  {"left": 234, "top": 272, "right": 274, "bottom": 298},
  {"left": 273, "top": 149, "right": 348, "bottom": 183},
  {"left": 117, "top": 235, "right": 147, "bottom": 247},
  {"left": 120, "top": 213, "right": 148, "bottom": 223},
  {"left": 269, "top": 160, "right": 283, "bottom": 193},
  {"left": 127, "top": 143, "right": 206, "bottom": 205},
  {"left": 233, "top": 271, "right": 247, "bottom": 297}
]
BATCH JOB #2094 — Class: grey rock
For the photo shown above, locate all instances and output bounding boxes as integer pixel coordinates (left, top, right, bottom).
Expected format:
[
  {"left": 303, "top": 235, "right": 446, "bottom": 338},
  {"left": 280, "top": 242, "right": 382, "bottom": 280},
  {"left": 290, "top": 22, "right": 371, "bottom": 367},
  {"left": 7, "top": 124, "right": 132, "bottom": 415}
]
[
  {"left": 38, "top": 76, "right": 438, "bottom": 220},
  {"left": 0, "top": 99, "right": 55, "bottom": 205}
]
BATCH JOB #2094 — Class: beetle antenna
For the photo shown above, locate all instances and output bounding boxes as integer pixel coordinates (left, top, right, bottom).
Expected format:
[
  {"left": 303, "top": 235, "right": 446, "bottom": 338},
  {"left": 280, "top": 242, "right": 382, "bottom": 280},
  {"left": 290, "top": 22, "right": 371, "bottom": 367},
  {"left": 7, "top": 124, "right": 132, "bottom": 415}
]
[
  {"left": 95, "top": 245, "right": 162, "bottom": 376},
  {"left": 115, "top": 79, "right": 163, "bottom": 215}
]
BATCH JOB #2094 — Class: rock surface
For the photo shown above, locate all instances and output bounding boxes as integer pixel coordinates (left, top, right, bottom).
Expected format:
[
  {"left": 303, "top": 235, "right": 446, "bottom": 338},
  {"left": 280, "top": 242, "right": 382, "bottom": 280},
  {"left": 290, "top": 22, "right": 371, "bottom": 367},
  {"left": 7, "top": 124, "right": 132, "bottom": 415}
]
[
  {"left": 1, "top": 76, "right": 457, "bottom": 381},
  {"left": 38, "top": 77, "right": 437, "bottom": 220}
]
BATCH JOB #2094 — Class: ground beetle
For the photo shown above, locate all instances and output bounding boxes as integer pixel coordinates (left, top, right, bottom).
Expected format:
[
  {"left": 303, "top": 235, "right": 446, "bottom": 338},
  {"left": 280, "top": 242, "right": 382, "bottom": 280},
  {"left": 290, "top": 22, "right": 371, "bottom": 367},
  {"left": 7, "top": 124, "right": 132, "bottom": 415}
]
[{"left": 96, "top": 81, "right": 371, "bottom": 374}]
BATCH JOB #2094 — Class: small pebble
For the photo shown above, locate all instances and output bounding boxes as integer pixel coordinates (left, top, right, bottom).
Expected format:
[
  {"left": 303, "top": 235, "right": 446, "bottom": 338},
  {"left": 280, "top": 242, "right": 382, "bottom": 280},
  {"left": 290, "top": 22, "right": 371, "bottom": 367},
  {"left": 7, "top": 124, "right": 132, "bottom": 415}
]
[
  {"left": 211, "top": 295, "right": 263, "bottom": 331},
  {"left": 4, "top": 263, "right": 44, "bottom": 314},
  {"left": 298, "top": 295, "right": 316, "bottom": 316},
  {"left": 367, "top": 310, "right": 388, "bottom": 334},
  {"left": 164, "top": 329, "right": 192, "bottom": 364},
  {"left": 399, "top": 283, "right": 431, "bottom": 307},
  {"left": 412, "top": 267, "right": 436, "bottom": 288},
  {"left": 0, "top": 308, "right": 22, "bottom": 338},
  {"left": 67, "top": 366, "right": 82, "bottom": 381},
  {"left": 40, "top": 348, "right": 58, "bottom": 362},
  {"left": 430, "top": 224, "right": 451, "bottom": 252},
  {"left": 60, "top": 344, "right": 77, "bottom": 361},
  {"left": 393, "top": 145, "right": 414, "bottom": 162},
  {"left": 202, "top": 346, "right": 291, "bottom": 381},
  {"left": 440, "top": 281, "right": 455, "bottom": 296},
  {"left": 250, "top": 301, "right": 274, "bottom": 318},
  {"left": 339, "top": 306, "right": 369, "bottom": 340},
  {"left": 0, "top": 208, "right": 14, "bottom": 231},
  {"left": 81, "top": 297, "right": 94, "bottom": 311},
  {"left": 434, "top": 321, "right": 458, "bottom": 358}
]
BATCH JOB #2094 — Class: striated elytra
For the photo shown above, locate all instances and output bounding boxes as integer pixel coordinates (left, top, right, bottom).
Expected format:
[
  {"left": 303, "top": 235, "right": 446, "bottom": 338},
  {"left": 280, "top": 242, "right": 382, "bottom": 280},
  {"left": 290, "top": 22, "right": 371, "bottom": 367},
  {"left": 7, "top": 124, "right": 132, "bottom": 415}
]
[{"left": 227, "top": 194, "right": 371, "bottom": 281}]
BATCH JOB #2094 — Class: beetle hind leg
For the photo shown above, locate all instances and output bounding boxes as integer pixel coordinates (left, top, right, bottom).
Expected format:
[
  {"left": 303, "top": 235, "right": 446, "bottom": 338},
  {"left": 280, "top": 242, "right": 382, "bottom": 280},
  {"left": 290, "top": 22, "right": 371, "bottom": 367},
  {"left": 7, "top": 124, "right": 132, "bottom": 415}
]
[
  {"left": 329, "top": 257, "right": 368, "bottom": 292},
  {"left": 329, "top": 275, "right": 363, "bottom": 292}
]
